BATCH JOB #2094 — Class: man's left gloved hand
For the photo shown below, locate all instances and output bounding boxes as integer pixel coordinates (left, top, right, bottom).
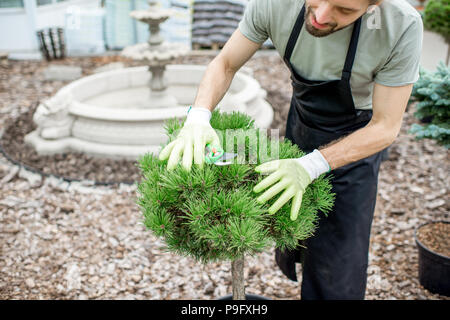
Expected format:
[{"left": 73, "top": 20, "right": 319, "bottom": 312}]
[{"left": 253, "top": 149, "right": 330, "bottom": 221}]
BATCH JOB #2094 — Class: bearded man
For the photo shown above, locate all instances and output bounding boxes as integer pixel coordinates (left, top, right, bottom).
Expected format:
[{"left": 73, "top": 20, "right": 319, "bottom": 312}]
[{"left": 159, "top": 0, "right": 423, "bottom": 299}]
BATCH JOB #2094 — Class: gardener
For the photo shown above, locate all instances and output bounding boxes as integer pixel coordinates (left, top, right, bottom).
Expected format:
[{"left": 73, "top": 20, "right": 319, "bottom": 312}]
[{"left": 159, "top": 0, "right": 423, "bottom": 299}]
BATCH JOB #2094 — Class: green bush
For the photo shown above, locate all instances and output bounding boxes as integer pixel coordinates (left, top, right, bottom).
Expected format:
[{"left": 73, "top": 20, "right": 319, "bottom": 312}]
[
  {"left": 136, "top": 111, "right": 335, "bottom": 263},
  {"left": 423, "top": 0, "right": 450, "bottom": 41},
  {"left": 409, "top": 62, "right": 450, "bottom": 148}
]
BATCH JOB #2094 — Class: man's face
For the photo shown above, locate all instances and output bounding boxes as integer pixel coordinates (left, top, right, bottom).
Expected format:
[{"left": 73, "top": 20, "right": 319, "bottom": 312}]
[{"left": 305, "top": 0, "right": 374, "bottom": 37}]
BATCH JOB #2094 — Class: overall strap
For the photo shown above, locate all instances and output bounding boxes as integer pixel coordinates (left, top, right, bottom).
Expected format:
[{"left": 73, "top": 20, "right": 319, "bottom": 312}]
[
  {"left": 341, "top": 17, "right": 362, "bottom": 81},
  {"left": 283, "top": 4, "right": 306, "bottom": 64}
]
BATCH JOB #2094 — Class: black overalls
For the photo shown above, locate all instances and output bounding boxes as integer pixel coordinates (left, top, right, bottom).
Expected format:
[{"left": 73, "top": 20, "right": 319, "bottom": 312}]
[{"left": 274, "top": 4, "right": 384, "bottom": 300}]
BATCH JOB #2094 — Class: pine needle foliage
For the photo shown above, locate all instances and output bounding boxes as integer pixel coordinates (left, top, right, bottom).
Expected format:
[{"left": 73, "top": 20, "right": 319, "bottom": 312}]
[
  {"left": 137, "top": 111, "right": 335, "bottom": 263},
  {"left": 409, "top": 62, "right": 450, "bottom": 148}
]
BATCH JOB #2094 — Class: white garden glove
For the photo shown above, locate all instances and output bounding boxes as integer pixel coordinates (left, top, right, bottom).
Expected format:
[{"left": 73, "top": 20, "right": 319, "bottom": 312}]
[
  {"left": 158, "top": 106, "right": 221, "bottom": 171},
  {"left": 253, "top": 149, "right": 330, "bottom": 221}
]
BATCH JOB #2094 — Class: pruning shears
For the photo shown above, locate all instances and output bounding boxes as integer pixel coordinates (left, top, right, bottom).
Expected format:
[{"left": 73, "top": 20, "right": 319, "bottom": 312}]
[{"left": 205, "top": 144, "right": 237, "bottom": 166}]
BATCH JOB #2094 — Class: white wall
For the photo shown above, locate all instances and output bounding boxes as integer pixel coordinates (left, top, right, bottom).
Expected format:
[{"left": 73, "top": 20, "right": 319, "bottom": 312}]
[
  {"left": 421, "top": 30, "right": 449, "bottom": 71},
  {"left": 0, "top": 7, "right": 35, "bottom": 59},
  {"left": 35, "top": 0, "right": 101, "bottom": 29},
  {"left": 0, "top": 0, "right": 102, "bottom": 59}
]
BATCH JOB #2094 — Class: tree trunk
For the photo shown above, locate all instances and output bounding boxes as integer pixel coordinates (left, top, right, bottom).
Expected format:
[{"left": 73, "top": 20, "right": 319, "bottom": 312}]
[{"left": 231, "top": 256, "right": 245, "bottom": 300}]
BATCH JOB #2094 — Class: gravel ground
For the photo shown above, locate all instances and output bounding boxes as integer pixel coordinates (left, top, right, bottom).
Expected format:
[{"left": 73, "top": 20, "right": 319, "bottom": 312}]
[{"left": 0, "top": 52, "right": 448, "bottom": 300}]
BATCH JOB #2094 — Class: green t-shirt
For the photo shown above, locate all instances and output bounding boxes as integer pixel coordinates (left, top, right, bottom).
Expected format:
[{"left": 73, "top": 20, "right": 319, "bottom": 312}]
[{"left": 238, "top": 0, "right": 423, "bottom": 110}]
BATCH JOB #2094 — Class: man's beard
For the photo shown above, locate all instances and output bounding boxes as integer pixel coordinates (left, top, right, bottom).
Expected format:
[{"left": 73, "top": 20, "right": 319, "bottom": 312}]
[{"left": 304, "top": 6, "right": 339, "bottom": 37}]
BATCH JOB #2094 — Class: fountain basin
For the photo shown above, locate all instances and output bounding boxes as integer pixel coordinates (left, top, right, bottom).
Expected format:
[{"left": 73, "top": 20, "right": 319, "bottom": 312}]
[{"left": 25, "top": 64, "right": 273, "bottom": 160}]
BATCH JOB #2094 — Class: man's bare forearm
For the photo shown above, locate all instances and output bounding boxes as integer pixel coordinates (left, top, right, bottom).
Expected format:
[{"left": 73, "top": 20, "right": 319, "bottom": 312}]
[
  {"left": 193, "top": 56, "right": 236, "bottom": 112},
  {"left": 319, "top": 121, "right": 397, "bottom": 170},
  {"left": 320, "top": 83, "right": 411, "bottom": 170}
]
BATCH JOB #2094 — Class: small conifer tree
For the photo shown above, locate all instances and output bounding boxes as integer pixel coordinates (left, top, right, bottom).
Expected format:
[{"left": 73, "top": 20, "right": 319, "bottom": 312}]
[
  {"left": 409, "top": 62, "right": 450, "bottom": 149},
  {"left": 137, "top": 111, "right": 335, "bottom": 299}
]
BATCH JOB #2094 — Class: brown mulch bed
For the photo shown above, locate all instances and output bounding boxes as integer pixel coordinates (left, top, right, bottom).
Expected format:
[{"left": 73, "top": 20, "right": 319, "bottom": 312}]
[{"left": 0, "top": 104, "right": 139, "bottom": 184}]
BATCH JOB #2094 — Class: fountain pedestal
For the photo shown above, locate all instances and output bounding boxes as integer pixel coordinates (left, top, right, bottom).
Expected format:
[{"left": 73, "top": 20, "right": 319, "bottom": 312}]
[{"left": 121, "top": 1, "right": 188, "bottom": 108}]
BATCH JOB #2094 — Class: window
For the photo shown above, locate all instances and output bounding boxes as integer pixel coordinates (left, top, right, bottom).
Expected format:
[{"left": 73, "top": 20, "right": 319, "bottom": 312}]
[
  {"left": 0, "top": 0, "right": 68, "bottom": 9},
  {"left": 37, "top": 0, "right": 53, "bottom": 5},
  {"left": 0, "top": 0, "right": 24, "bottom": 8},
  {"left": 37, "top": 0, "right": 69, "bottom": 5}
]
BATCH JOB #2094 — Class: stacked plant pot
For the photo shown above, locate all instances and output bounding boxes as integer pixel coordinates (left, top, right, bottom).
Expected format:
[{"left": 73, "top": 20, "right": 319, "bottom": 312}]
[{"left": 191, "top": 0, "right": 246, "bottom": 49}]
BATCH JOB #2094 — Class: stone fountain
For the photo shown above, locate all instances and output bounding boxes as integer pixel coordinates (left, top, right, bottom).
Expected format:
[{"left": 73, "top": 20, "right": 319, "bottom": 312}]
[
  {"left": 121, "top": 1, "right": 187, "bottom": 109},
  {"left": 25, "top": 1, "right": 274, "bottom": 160}
]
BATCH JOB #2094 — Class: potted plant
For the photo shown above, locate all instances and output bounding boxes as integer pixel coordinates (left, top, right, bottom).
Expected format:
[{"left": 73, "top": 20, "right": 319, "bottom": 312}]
[
  {"left": 409, "top": 61, "right": 450, "bottom": 148},
  {"left": 422, "top": 0, "right": 450, "bottom": 65},
  {"left": 136, "top": 110, "right": 335, "bottom": 300},
  {"left": 414, "top": 221, "right": 450, "bottom": 296}
]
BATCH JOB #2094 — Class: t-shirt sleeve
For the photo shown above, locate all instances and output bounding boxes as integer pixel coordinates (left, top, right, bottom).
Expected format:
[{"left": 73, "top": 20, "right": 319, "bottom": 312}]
[
  {"left": 238, "top": 0, "right": 270, "bottom": 44},
  {"left": 374, "top": 17, "right": 423, "bottom": 87}
]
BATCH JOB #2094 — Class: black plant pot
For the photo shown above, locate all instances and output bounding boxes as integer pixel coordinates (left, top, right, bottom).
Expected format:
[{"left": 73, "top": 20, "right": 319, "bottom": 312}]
[
  {"left": 414, "top": 221, "right": 450, "bottom": 296},
  {"left": 218, "top": 294, "right": 271, "bottom": 300}
]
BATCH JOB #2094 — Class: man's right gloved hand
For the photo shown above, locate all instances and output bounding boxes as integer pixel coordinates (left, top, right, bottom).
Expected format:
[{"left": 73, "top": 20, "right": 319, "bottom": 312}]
[{"left": 158, "top": 107, "right": 221, "bottom": 171}]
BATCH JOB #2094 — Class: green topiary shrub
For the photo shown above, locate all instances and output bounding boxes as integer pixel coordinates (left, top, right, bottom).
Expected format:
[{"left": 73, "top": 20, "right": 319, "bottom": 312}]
[
  {"left": 136, "top": 110, "right": 335, "bottom": 299},
  {"left": 409, "top": 62, "right": 450, "bottom": 149},
  {"left": 423, "top": 0, "right": 450, "bottom": 64}
]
